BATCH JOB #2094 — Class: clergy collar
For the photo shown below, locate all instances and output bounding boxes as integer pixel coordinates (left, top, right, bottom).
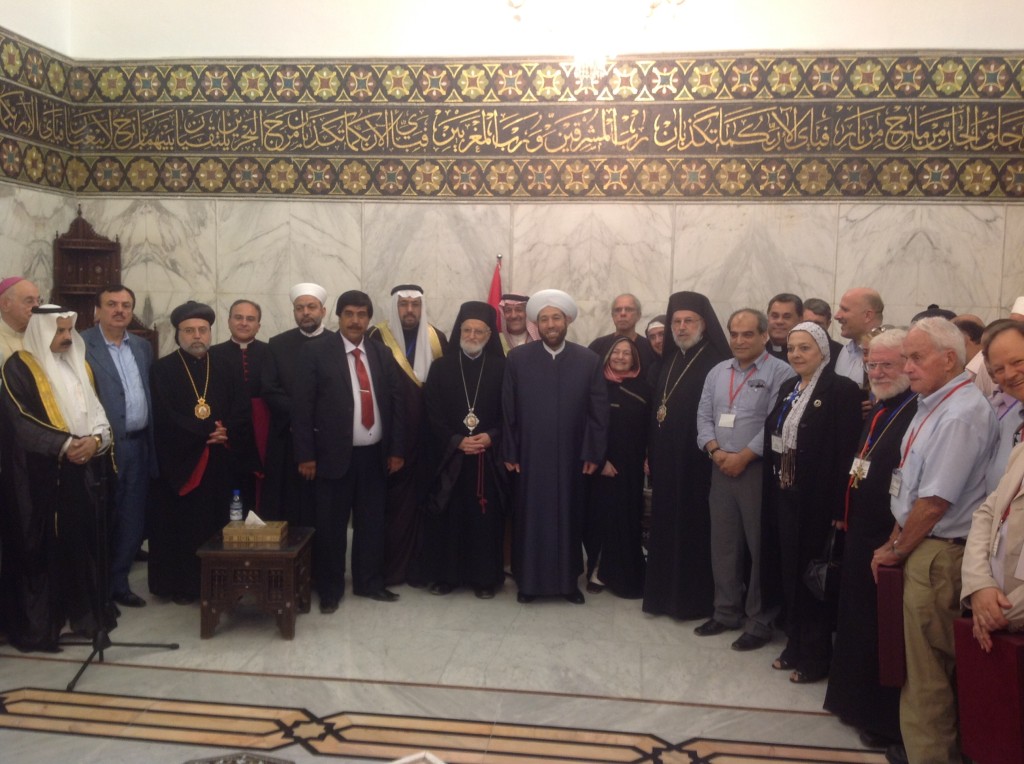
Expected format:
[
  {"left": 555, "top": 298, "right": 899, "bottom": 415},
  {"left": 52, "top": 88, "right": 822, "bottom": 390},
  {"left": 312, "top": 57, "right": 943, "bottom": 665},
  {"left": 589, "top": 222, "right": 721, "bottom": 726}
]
[
  {"left": 543, "top": 341, "right": 566, "bottom": 357},
  {"left": 231, "top": 338, "right": 253, "bottom": 350},
  {"left": 300, "top": 325, "right": 325, "bottom": 338}
]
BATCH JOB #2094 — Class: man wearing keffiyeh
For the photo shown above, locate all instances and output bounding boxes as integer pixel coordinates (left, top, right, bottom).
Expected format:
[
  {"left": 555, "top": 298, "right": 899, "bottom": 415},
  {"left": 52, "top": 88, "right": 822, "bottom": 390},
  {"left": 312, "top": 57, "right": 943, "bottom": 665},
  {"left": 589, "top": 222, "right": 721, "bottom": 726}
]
[{"left": 0, "top": 305, "right": 114, "bottom": 652}]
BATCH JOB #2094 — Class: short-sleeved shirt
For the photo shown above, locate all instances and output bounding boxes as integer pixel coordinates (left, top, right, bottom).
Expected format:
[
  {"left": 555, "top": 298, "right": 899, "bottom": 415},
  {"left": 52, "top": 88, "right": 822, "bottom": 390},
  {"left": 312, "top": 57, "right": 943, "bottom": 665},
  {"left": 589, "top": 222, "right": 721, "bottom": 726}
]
[
  {"left": 834, "top": 340, "right": 864, "bottom": 385},
  {"left": 696, "top": 352, "right": 795, "bottom": 457},
  {"left": 891, "top": 371, "right": 999, "bottom": 538}
]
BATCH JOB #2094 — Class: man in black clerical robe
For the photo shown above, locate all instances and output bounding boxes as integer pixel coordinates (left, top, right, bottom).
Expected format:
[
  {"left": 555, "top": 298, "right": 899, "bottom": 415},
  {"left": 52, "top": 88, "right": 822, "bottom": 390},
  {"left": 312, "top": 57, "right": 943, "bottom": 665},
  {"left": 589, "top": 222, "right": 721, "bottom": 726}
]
[
  {"left": 367, "top": 284, "right": 447, "bottom": 586},
  {"left": 149, "top": 301, "right": 253, "bottom": 603},
  {"left": 0, "top": 305, "right": 115, "bottom": 652},
  {"left": 643, "top": 291, "right": 729, "bottom": 620},
  {"left": 262, "top": 283, "right": 330, "bottom": 523},
  {"left": 502, "top": 289, "right": 608, "bottom": 604},
  {"left": 210, "top": 298, "right": 268, "bottom": 511},
  {"left": 422, "top": 301, "right": 507, "bottom": 598}
]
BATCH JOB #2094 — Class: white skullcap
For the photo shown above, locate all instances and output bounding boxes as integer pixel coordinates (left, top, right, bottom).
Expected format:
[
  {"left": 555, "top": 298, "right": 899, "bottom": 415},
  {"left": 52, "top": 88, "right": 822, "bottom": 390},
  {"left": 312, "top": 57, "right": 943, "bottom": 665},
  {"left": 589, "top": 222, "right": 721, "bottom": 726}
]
[
  {"left": 526, "top": 289, "right": 578, "bottom": 323},
  {"left": 1012, "top": 296, "right": 1024, "bottom": 316},
  {"left": 289, "top": 282, "right": 327, "bottom": 306}
]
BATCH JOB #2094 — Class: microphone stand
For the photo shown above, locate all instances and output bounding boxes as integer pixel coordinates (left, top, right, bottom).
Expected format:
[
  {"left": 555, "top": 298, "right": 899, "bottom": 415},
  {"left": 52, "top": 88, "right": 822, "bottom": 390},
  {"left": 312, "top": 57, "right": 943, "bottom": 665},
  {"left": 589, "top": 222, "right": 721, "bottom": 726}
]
[{"left": 60, "top": 453, "right": 178, "bottom": 691}]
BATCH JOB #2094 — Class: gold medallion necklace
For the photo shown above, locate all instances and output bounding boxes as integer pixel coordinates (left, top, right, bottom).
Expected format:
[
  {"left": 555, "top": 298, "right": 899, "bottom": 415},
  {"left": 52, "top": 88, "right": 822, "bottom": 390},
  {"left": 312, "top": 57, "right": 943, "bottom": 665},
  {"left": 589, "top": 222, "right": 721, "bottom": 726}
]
[
  {"left": 459, "top": 351, "right": 486, "bottom": 434},
  {"left": 178, "top": 349, "right": 211, "bottom": 420}
]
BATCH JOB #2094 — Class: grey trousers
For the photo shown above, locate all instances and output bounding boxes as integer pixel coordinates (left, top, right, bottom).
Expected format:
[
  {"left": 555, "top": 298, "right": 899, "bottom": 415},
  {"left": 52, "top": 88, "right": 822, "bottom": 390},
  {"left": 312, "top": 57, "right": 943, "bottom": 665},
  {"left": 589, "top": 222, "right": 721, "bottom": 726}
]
[{"left": 709, "top": 461, "right": 776, "bottom": 637}]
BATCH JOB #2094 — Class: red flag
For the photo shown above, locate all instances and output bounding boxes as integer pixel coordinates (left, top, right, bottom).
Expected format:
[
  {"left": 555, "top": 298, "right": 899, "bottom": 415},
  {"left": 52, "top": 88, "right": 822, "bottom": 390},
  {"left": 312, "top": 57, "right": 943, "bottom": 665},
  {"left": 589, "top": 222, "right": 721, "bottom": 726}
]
[{"left": 488, "top": 255, "right": 503, "bottom": 333}]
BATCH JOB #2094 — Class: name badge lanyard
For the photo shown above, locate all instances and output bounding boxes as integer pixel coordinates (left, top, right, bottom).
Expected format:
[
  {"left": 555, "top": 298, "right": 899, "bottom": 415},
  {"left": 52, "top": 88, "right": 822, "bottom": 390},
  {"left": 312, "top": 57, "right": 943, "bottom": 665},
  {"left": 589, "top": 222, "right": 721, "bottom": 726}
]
[
  {"left": 898, "top": 380, "right": 972, "bottom": 470},
  {"left": 890, "top": 379, "right": 972, "bottom": 499},
  {"left": 728, "top": 354, "right": 765, "bottom": 411},
  {"left": 843, "top": 393, "right": 915, "bottom": 524},
  {"left": 721, "top": 354, "right": 764, "bottom": 429}
]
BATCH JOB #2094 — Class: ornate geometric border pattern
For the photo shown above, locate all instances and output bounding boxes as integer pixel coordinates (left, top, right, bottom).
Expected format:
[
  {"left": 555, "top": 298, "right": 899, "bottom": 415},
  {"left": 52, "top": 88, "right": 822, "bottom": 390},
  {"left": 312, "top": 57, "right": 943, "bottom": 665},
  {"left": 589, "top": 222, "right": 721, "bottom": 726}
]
[
  {"left": 0, "top": 27, "right": 1022, "bottom": 199},
  {"left": 0, "top": 687, "right": 886, "bottom": 763}
]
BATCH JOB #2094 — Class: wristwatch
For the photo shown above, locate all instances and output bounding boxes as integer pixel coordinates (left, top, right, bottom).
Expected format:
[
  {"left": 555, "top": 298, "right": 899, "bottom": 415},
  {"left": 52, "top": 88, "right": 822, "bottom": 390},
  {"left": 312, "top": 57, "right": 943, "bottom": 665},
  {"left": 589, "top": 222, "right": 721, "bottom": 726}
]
[{"left": 707, "top": 446, "right": 720, "bottom": 460}]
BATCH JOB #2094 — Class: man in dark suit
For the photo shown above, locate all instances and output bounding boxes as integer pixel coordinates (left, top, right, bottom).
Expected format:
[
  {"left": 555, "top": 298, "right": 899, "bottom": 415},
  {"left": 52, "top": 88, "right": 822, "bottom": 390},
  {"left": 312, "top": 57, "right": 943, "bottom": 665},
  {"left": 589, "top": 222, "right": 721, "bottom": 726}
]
[
  {"left": 292, "top": 290, "right": 406, "bottom": 613},
  {"left": 81, "top": 284, "right": 154, "bottom": 609}
]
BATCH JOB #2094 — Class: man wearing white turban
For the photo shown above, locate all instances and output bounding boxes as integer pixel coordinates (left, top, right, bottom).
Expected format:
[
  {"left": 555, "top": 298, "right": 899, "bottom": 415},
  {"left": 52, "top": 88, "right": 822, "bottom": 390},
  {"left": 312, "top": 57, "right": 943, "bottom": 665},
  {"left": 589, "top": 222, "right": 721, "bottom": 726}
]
[
  {"left": 502, "top": 289, "right": 608, "bottom": 604},
  {"left": 262, "top": 283, "right": 331, "bottom": 523},
  {"left": 0, "top": 305, "right": 114, "bottom": 652}
]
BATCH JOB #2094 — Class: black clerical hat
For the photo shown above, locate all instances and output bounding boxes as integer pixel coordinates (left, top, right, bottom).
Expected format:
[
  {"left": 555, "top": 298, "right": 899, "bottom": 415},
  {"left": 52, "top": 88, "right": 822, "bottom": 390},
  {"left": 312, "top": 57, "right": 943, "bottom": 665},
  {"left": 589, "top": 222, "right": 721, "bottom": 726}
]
[{"left": 170, "top": 300, "right": 215, "bottom": 327}]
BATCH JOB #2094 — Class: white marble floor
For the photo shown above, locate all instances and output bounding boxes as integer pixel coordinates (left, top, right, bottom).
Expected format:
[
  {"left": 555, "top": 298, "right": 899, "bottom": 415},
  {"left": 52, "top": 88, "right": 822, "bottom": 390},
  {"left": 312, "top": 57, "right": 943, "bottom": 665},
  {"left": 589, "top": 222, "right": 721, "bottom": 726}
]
[{"left": 0, "top": 563, "right": 883, "bottom": 763}]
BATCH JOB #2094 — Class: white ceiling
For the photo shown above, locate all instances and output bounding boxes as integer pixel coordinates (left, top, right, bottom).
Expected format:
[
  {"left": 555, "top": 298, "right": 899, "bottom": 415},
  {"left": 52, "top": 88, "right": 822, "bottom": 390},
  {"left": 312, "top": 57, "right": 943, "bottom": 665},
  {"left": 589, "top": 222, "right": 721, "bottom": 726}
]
[{"left": 2, "top": 0, "right": 1023, "bottom": 61}]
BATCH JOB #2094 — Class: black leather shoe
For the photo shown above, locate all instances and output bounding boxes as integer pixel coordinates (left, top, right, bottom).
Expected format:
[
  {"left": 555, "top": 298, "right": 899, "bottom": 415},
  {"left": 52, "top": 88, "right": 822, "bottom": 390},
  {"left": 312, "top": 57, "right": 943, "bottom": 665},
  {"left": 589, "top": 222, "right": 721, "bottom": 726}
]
[
  {"left": 319, "top": 598, "right": 339, "bottom": 614},
  {"left": 366, "top": 588, "right": 399, "bottom": 602},
  {"left": 564, "top": 588, "right": 585, "bottom": 604},
  {"left": 429, "top": 582, "right": 455, "bottom": 596},
  {"left": 694, "top": 618, "right": 733, "bottom": 636},
  {"left": 884, "top": 743, "right": 909, "bottom": 764},
  {"left": 475, "top": 587, "right": 495, "bottom": 599},
  {"left": 516, "top": 592, "right": 535, "bottom": 603},
  {"left": 730, "top": 632, "right": 770, "bottom": 651},
  {"left": 113, "top": 591, "right": 147, "bottom": 608},
  {"left": 858, "top": 730, "right": 897, "bottom": 749}
]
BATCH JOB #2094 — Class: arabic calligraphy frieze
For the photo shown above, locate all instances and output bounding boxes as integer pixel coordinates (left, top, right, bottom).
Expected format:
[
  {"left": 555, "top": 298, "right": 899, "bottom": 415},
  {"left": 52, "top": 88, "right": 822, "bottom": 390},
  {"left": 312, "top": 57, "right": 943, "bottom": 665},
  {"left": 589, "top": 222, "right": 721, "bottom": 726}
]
[
  {"left": 4, "top": 80, "right": 1024, "bottom": 159},
  {"left": 0, "top": 26, "right": 1023, "bottom": 199}
]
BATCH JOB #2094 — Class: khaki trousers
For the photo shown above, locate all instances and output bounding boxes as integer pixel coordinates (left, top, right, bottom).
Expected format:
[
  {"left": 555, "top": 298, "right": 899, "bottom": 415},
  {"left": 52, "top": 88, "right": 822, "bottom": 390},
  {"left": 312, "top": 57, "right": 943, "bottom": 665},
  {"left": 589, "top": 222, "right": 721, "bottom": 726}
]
[{"left": 900, "top": 538, "right": 964, "bottom": 764}]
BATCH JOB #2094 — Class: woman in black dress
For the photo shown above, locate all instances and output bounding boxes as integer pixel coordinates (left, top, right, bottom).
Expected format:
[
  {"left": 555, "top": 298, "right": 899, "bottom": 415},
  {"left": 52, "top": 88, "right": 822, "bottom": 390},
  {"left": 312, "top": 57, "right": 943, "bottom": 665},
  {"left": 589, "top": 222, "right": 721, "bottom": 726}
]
[
  {"left": 825, "top": 328, "right": 916, "bottom": 744},
  {"left": 584, "top": 337, "right": 650, "bottom": 598},
  {"left": 763, "top": 322, "right": 862, "bottom": 683}
]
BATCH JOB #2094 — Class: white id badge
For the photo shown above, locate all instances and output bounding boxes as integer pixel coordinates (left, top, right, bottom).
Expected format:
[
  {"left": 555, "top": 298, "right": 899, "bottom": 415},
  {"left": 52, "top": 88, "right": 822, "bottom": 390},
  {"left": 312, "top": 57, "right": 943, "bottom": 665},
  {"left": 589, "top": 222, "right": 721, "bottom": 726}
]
[
  {"left": 889, "top": 469, "right": 902, "bottom": 497},
  {"left": 718, "top": 413, "right": 736, "bottom": 428},
  {"left": 771, "top": 434, "right": 784, "bottom": 454}
]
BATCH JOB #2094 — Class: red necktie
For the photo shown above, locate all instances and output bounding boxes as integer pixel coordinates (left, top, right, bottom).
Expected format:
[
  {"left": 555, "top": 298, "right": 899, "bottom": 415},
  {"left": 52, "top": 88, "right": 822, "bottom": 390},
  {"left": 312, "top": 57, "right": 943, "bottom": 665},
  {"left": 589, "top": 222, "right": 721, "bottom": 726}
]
[{"left": 352, "top": 348, "right": 375, "bottom": 430}]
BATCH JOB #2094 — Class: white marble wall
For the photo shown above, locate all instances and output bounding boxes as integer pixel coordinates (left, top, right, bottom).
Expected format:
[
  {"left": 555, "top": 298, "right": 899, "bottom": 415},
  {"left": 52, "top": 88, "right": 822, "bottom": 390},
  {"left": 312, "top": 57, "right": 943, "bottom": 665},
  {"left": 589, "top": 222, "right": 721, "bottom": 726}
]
[{"left": 1, "top": 183, "right": 1022, "bottom": 356}]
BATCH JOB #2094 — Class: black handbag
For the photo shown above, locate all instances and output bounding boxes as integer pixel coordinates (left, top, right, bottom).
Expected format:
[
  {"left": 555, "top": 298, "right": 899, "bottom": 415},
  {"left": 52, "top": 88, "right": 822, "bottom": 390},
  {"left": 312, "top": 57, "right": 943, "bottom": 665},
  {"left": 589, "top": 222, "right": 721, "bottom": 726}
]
[{"left": 803, "top": 526, "right": 844, "bottom": 602}]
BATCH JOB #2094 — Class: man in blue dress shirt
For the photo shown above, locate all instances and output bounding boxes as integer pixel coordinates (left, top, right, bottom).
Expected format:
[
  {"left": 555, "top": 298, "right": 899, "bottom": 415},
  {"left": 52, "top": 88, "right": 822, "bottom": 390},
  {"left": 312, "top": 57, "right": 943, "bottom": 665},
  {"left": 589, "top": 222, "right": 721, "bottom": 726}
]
[
  {"left": 82, "top": 284, "right": 154, "bottom": 609},
  {"left": 695, "top": 308, "right": 795, "bottom": 650}
]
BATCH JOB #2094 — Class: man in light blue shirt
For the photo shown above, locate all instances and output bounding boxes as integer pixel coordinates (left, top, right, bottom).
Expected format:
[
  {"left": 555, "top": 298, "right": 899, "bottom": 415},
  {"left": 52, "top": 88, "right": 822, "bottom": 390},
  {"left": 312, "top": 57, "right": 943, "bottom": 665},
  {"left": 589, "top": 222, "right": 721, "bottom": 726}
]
[
  {"left": 82, "top": 284, "right": 154, "bottom": 609},
  {"left": 834, "top": 287, "right": 884, "bottom": 386},
  {"left": 695, "top": 308, "right": 795, "bottom": 650},
  {"left": 870, "top": 317, "right": 998, "bottom": 764}
]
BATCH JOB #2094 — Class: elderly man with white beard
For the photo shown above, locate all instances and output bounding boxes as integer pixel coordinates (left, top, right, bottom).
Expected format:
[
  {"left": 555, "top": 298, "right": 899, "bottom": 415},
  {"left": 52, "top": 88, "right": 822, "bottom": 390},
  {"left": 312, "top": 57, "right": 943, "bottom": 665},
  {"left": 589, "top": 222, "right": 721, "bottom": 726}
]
[
  {"left": 421, "top": 302, "right": 508, "bottom": 599},
  {"left": 824, "top": 328, "right": 918, "bottom": 750}
]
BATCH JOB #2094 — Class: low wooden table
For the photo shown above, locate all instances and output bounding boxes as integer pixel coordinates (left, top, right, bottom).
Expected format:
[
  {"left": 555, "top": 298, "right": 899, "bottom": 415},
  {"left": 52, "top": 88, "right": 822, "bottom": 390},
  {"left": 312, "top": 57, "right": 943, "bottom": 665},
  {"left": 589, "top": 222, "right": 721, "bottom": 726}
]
[{"left": 197, "top": 526, "right": 313, "bottom": 640}]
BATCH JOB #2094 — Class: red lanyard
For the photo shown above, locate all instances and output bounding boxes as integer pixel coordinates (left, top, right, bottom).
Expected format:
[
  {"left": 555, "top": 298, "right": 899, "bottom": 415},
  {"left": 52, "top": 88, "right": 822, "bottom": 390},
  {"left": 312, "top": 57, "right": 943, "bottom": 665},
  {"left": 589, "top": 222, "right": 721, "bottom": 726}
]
[
  {"left": 728, "top": 353, "right": 765, "bottom": 410},
  {"left": 899, "top": 380, "right": 972, "bottom": 468}
]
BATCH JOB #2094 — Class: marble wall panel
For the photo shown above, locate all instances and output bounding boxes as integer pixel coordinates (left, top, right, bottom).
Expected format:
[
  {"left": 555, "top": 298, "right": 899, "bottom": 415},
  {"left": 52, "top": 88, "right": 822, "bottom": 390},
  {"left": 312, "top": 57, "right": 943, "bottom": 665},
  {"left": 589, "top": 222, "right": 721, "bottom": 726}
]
[
  {"left": 1003, "top": 206, "right": 1024, "bottom": 312},
  {"left": 0, "top": 185, "right": 76, "bottom": 298},
  {"left": 362, "top": 203, "right": 511, "bottom": 335},
  {"left": 288, "top": 199, "right": 361, "bottom": 328},
  {"left": 512, "top": 204, "right": 673, "bottom": 345},
  {"left": 836, "top": 204, "right": 1006, "bottom": 326},
  {"left": 672, "top": 203, "right": 840, "bottom": 331},
  {"left": 215, "top": 200, "right": 290, "bottom": 296},
  {"left": 78, "top": 198, "right": 217, "bottom": 298}
]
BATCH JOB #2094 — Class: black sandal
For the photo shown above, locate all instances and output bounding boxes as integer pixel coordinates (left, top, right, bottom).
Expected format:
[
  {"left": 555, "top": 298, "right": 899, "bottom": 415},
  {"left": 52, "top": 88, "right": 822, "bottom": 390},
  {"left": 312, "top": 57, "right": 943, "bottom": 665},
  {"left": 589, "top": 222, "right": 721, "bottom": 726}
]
[
  {"left": 772, "top": 656, "right": 795, "bottom": 671},
  {"left": 789, "top": 669, "right": 826, "bottom": 684}
]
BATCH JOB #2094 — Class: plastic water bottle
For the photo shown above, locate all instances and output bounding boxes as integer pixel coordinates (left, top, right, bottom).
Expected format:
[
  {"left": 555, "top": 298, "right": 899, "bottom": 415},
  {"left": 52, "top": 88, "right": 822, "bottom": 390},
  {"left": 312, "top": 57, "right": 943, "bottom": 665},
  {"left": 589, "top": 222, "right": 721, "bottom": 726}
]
[{"left": 229, "top": 490, "right": 244, "bottom": 522}]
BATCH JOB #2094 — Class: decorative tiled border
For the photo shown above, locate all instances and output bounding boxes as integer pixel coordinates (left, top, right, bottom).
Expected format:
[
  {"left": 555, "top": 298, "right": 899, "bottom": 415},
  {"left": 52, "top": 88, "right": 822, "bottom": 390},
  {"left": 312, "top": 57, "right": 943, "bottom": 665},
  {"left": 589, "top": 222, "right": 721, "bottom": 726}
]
[{"left": 0, "top": 26, "right": 1022, "bottom": 199}]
